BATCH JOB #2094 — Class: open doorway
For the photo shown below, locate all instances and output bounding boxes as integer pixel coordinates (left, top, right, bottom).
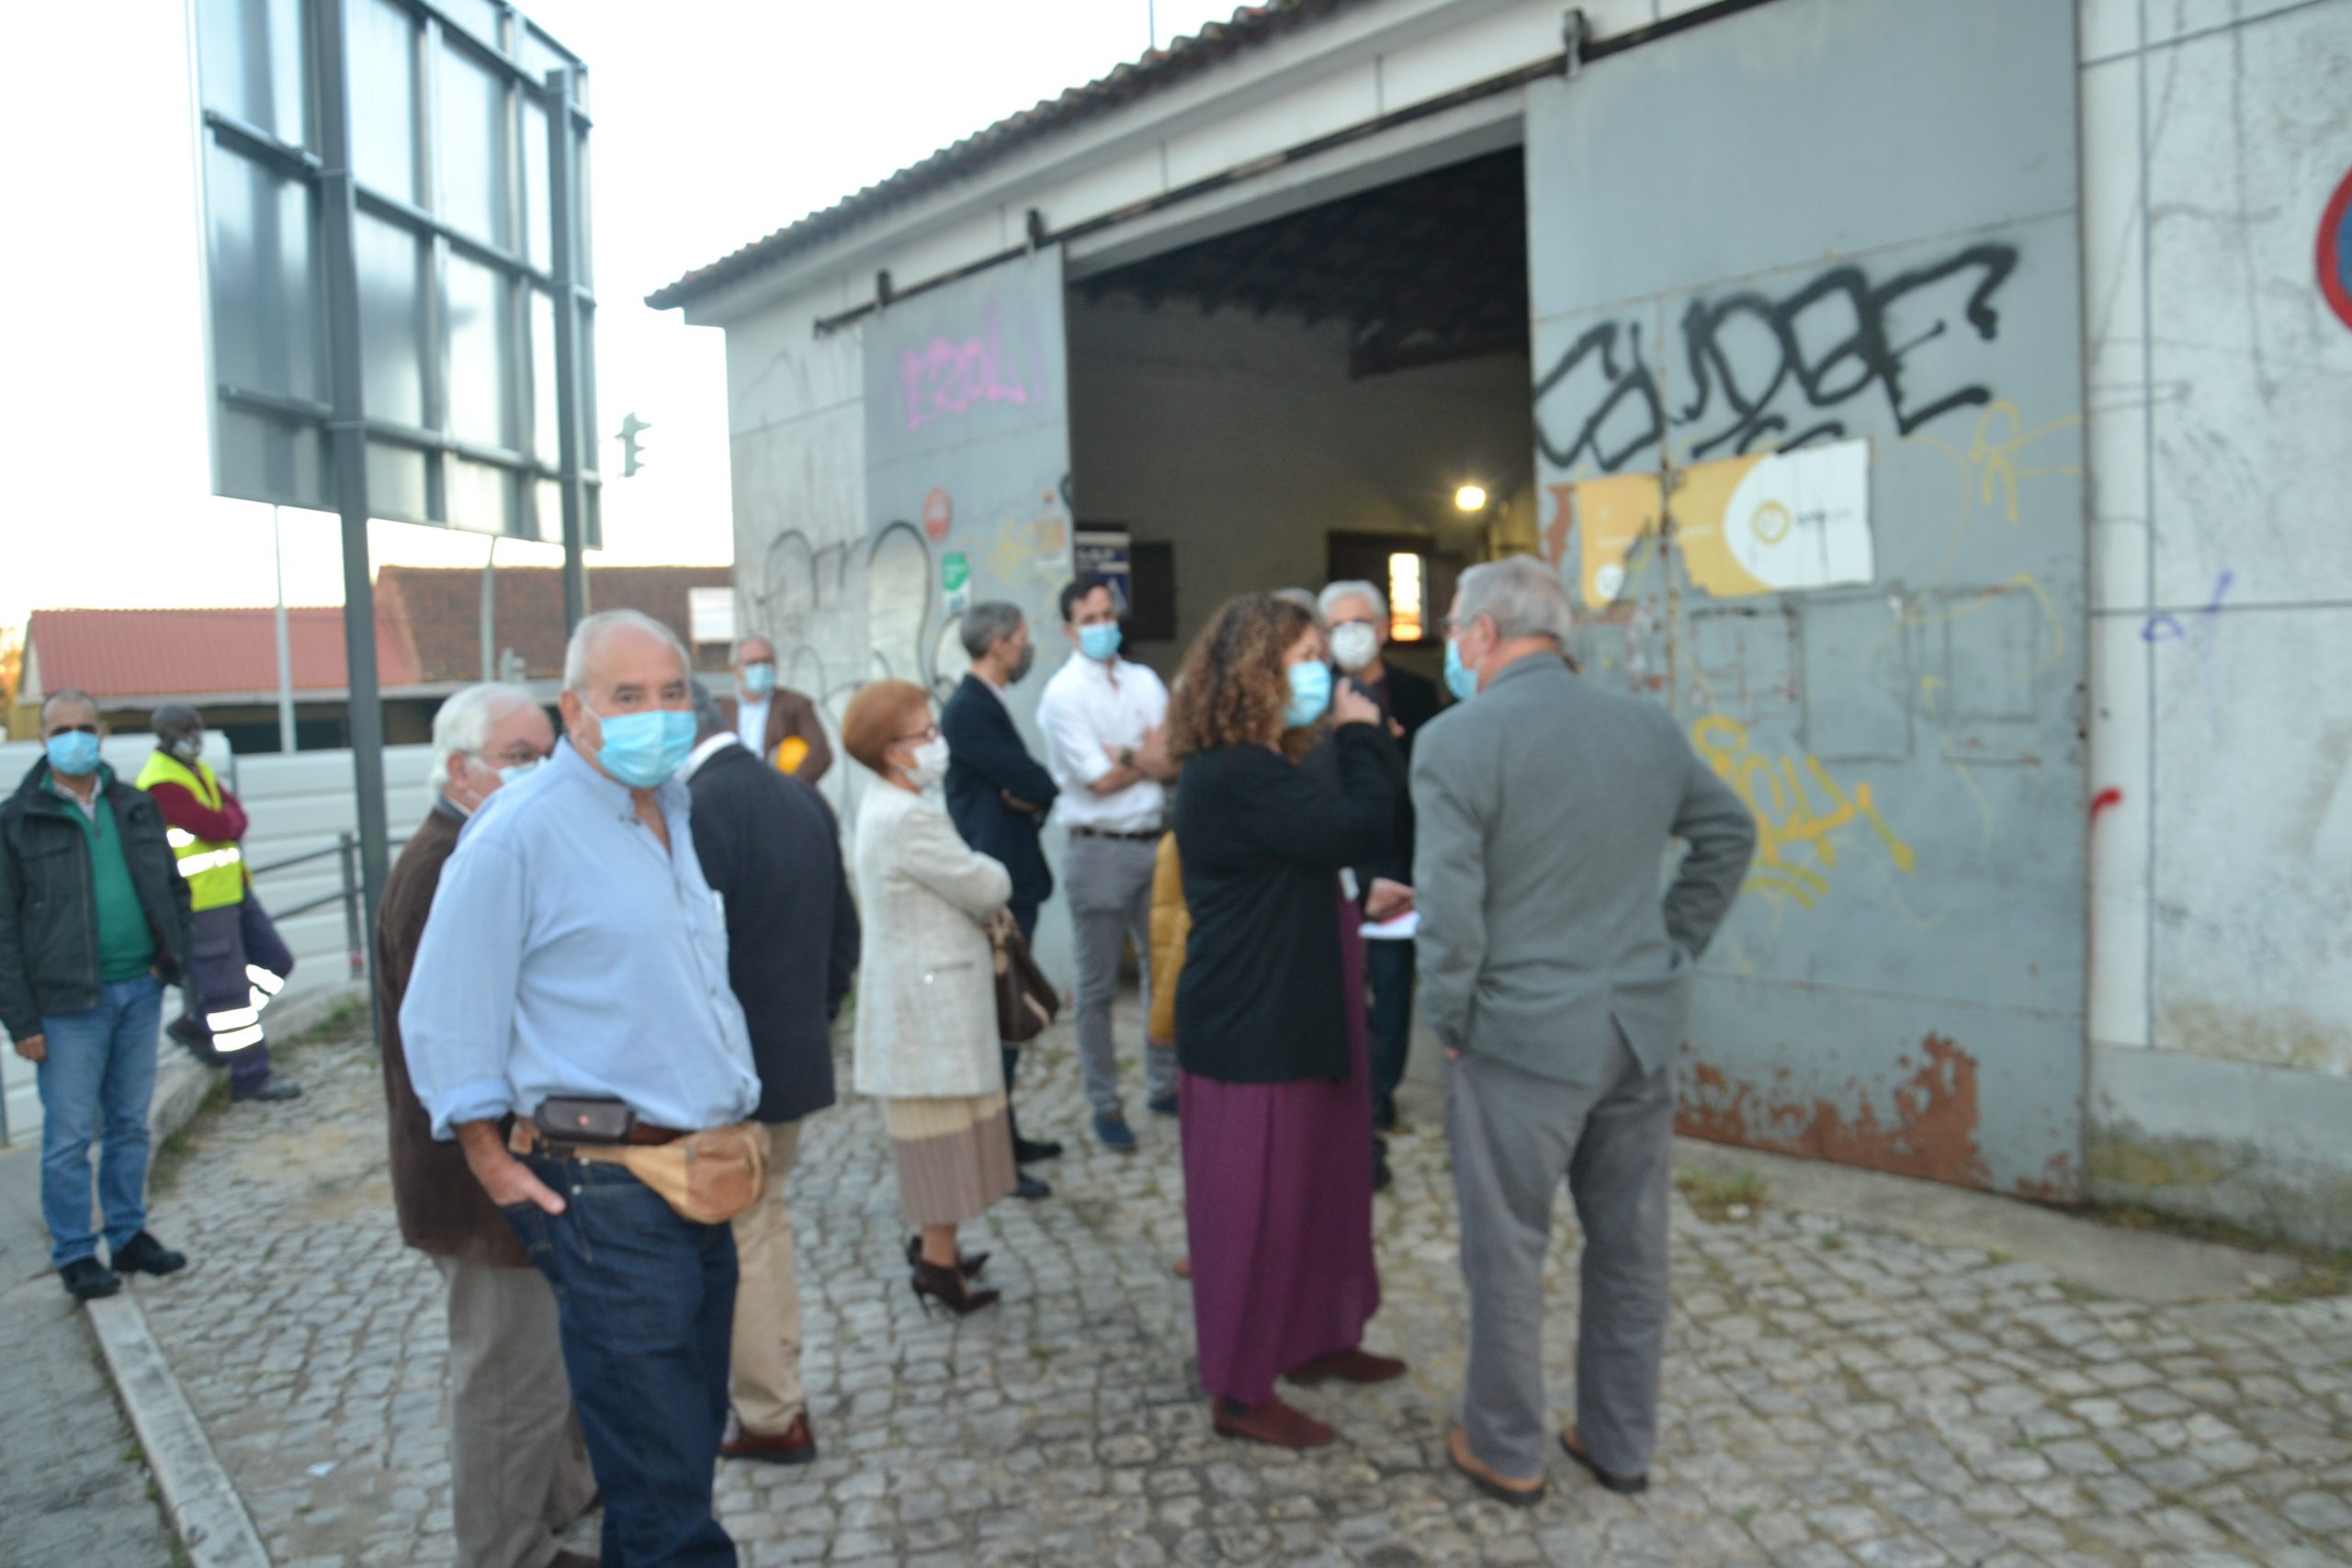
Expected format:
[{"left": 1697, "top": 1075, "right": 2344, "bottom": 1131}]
[{"left": 1065, "top": 147, "right": 1532, "bottom": 682}]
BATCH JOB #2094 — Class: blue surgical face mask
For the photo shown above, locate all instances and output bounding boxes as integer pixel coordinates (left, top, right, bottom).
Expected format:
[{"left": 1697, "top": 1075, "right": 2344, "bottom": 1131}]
[
  {"left": 1078, "top": 622, "right": 1122, "bottom": 662},
  {"left": 495, "top": 759, "right": 544, "bottom": 787},
  {"left": 46, "top": 730, "right": 102, "bottom": 777},
  {"left": 1284, "top": 662, "right": 1333, "bottom": 729},
  {"left": 590, "top": 706, "right": 696, "bottom": 789},
  {"left": 1443, "top": 637, "right": 1480, "bottom": 703},
  {"left": 741, "top": 662, "right": 777, "bottom": 696}
]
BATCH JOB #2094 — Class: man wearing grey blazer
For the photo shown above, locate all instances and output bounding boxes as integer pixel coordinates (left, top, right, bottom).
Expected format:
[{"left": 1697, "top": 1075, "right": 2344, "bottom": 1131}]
[{"left": 1411, "top": 556, "right": 1756, "bottom": 1506}]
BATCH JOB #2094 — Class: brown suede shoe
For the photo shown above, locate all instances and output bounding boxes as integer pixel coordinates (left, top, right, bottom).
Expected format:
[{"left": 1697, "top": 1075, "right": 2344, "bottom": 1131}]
[
  {"left": 1288, "top": 1348, "right": 1408, "bottom": 1386},
  {"left": 1560, "top": 1424, "right": 1648, "bottom": 1495},
  {"left": 1448, "top": 1427, "right": 1545, "bottom": 1507},
  {"left": 720, "top": 1410, "right": 817, "bottom": 1465},
  {"left": 1211, "top": 1395, "right": 1336, "bottom": 1450}
]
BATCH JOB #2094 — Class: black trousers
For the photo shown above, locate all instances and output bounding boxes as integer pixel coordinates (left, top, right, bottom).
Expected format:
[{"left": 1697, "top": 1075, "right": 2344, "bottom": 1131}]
[{"left": 1004, "top": 900, "right": 1041, "bottom": 1155}]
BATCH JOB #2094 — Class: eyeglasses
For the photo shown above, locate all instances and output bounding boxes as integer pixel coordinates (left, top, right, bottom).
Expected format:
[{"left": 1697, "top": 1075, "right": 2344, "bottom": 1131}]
[
  {"left": 477, "top": 746, "right": 551, "bottom": 768},
  {"left": 895, "top": 723, "right": 941, "bottom": 747}
]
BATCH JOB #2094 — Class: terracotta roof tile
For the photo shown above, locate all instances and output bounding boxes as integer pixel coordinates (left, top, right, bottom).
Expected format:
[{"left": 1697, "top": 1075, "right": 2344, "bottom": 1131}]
[{"left": 26, "top": 607, "right": 421, "bottom": 699}]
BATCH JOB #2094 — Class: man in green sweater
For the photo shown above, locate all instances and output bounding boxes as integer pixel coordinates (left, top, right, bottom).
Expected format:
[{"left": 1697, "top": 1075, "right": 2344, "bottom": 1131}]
[{"left": 0, "top": 691, "right": 197, "bottom": 1300}]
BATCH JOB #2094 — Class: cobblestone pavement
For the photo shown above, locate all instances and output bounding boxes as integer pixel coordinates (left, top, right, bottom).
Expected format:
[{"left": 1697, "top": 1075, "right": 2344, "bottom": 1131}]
[
  {"left": 128, "top": 1010, "right": 2352, "bottom": 1568},
  {"left": 0, "top": 1144, "right": 178, "bottom": 1567}
]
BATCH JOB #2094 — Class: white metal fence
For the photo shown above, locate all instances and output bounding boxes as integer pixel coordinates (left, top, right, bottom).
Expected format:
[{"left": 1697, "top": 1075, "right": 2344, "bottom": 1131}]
[{"left": 1, "top": 737, "right": 432, "bottom": 1142}]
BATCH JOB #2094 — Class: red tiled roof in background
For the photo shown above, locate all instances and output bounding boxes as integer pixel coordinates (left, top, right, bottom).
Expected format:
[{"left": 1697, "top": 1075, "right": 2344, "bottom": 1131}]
[
  {"left": 26, "top": 607, "right": 422, "bottom": 700},
  {"left": 643, "top": 1, "right": 1359, "bottom": 312},
  {"left": 375, "top": 564, "right": 734, "bottom": 683}
]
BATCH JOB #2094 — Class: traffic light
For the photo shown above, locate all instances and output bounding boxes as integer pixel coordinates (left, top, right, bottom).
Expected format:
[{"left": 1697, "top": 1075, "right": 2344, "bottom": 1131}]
[{"left": 618, "top": 412, "right": 651, "bottom": 478}]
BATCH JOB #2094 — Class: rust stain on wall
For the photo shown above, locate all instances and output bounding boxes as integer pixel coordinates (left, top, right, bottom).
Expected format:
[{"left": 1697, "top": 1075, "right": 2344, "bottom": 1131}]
[{"left": 1677, "top": 1035, "right": 1993, "bottom": 1190}]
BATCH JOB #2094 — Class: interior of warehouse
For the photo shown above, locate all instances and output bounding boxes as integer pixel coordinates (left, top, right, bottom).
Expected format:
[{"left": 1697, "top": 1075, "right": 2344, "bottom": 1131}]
[{"left": 1062, "top": 147, "right": 1535, "bottom": 683}]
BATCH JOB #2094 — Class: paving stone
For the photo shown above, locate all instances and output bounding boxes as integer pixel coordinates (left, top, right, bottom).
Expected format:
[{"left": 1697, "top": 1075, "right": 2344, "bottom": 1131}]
[{"left": 108, "top": 1011, "right": 2352, "bottom": 1566}]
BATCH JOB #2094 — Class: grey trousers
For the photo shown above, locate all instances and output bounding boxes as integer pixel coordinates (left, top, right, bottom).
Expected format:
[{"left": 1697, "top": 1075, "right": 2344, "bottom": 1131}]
[
  {"left": 1447, "top": 1032, "right": 1675, "bottom": 1482},
  {"left": 435, "top": 1256, "right": 599, "bottom": 1568},
  {"left": 1065, "top": 832, "right": 1176, "bottom": 1116}
]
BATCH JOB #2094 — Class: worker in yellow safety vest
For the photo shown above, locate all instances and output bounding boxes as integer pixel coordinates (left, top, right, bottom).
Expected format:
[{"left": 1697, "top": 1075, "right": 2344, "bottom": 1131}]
[{"left": 136, "top": 704, "right": 301, "bottom": 1103}]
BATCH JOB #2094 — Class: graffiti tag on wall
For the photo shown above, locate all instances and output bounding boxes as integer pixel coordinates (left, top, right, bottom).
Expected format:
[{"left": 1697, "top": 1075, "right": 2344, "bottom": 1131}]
[
  {"left": 895, "top": 304, "right": 1037, "bottom": 433},
  {"left": 1535, "top": 243, "right": 2021, "bottom": 476},
  {"left": 1692, "top": 714, "right": 1916, "bottom": 912}
]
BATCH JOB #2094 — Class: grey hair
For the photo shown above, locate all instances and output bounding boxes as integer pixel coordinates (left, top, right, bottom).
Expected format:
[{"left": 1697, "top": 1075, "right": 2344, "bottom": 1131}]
[
  {"left": 565, "top": 609, "right": 692, "bottom": 694},
  {"left": 1318, "top": 579, "right": 1387, "bottom": 622},
  {"left": 732, "top": 633, "right": 775, "bottom": 663},
  {"left": 428, "top": 683, "right": 538, "bottom": 795},
  {"left": 1453, "top": 556, "right": 1573, "bottom": 645},
  {"left": 151, "top": 701, "right": 204, "bottom": 743},
  {"left": 689, "top": 678, "right": 728, "bottom": 741},
  {"left": 40, "top": 688, "right": 99, "bottom": 727},
  {"left": 1272, "top": 587, "right": 1324, "bottom": 626},
  {"left": 960, "top": 601, "right": 1025, "bottom": 660}
]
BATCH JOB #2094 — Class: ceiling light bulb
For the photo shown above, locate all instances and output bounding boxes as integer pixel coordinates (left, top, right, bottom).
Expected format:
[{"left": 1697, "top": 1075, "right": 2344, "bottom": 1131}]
[{"left": 1454, "top": 484, "right": 1488, "bottom": 513}]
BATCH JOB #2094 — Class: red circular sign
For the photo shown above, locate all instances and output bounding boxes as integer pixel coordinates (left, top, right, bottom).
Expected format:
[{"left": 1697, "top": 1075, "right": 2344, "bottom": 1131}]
[
  {"left": 922, "top": 486, "right": 954, "bottom": 541},
  {"left": 2322, "top": 166, "right": 2352, "bottom": 333}
]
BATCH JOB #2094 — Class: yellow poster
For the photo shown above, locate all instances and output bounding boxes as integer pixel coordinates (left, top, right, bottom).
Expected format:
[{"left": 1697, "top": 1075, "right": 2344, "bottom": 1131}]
[{"left": 1571, "top": 440, "right": 1873, "bottom": 606}]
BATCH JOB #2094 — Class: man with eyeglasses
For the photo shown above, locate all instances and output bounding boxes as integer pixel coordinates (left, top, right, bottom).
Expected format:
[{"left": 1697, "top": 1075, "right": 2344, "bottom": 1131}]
[
  {"left": 1, "top": 690, "right": 196, "bottom": 1301},
  {"left": 720, "top": 635, "right": 832, "bottom": 785},
  {"left": 375, "top": 683, "right": 595, "bottom": 1568}
]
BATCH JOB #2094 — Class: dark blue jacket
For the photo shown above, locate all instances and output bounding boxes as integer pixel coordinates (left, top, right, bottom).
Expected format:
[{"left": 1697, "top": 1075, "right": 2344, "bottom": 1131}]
[{"left": 941, "top": 673, "right": 1058, "bottom": 914}]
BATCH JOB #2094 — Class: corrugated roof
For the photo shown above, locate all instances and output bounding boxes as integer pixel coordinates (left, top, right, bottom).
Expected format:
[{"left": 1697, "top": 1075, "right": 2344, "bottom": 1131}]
[
  {"left": 26, "top": 607, "right": 423, "bottom": 700},
  {"left": 645, "top": 0, "right": 1360, "bottom": 313}
]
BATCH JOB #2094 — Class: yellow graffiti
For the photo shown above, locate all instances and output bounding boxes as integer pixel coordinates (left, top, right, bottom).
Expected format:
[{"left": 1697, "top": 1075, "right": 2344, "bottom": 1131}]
[
  {"left": 1692, "top": 715, "right": 1917, "bottom": 912},
  {"left": 985, "top": 513, "right": 1069, "bottom": 587}
]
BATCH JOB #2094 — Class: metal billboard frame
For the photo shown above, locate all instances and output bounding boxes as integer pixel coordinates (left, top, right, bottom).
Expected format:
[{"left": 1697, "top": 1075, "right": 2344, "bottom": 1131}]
[{"left": 189, "top": 0, "right": 598, "bottom": 1032}]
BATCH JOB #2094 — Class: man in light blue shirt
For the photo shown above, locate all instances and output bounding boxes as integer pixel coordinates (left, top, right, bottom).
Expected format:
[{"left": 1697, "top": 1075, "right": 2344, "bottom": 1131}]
[{"left": 403, "top": 608, "right": 760, "bottom": 1568}]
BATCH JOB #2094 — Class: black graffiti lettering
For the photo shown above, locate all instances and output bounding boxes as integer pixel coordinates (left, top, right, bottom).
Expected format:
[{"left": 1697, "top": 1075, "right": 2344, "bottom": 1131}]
[{"left": 1535, "top": 243, "right": 2020, "bottom": 475}]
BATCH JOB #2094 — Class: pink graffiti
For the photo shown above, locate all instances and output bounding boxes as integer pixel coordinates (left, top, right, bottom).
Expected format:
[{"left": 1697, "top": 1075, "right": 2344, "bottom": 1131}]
[{"left": 899, "top": 308, "right": 1029, "bottom": 432}]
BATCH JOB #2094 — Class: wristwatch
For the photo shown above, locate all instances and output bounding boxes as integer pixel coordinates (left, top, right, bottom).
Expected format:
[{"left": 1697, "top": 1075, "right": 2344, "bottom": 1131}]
[{"left": 1118, "top": 745, "right": 1136, "bottom": 769}]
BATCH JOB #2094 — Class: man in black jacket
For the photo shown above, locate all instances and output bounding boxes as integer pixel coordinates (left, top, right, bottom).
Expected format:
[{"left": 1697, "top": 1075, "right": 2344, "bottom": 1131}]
[
  {"left": 1, "top": 691, "right": 196, "bottom": 1300},
  {"left": 1320, "top": 581, "right": 1445, "bottom": 1134},
  {"left": 683, "top": 682, "right": 860, "bottom": 1468},
  {"left": 941, "top": 602, "right": 1062, "bottom": 1197}
]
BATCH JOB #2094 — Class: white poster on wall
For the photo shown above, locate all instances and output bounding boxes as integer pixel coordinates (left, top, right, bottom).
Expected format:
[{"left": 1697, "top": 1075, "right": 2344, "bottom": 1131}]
[{"left": 1722, "top": 438, "right": 1873, "bottom": 592}]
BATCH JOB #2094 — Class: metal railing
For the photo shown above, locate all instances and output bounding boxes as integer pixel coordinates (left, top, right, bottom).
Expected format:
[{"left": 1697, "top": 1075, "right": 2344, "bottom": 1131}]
[{"left": 249, "top": 832, "right": 409, "bottom": 982}]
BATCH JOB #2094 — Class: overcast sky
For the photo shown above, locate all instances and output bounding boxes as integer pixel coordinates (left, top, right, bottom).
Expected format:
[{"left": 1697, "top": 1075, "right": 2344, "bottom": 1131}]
[{"left": 0, "top": 0, "right": 1235, "bottom": 632}]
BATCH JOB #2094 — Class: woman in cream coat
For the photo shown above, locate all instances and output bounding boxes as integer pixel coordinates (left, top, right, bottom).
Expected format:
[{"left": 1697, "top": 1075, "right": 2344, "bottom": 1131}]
[{"left": 841, "top": 679, "right": 1014, "bottom": 1315}]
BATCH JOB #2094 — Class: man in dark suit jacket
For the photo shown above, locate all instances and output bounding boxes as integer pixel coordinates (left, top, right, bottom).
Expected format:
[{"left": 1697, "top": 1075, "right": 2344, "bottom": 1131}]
[
  {"left": 718, "top": 635, "right": 833, "bottom": 785},
  {"left": 1321, "top": 581, "right": 1445, "bottom": 1134},
  {"left": 940, "top": 601, "right": 1061, "bottom": 1192},
  {"left": 684, "top": 682, "right": 860, "bottom": 1467}
]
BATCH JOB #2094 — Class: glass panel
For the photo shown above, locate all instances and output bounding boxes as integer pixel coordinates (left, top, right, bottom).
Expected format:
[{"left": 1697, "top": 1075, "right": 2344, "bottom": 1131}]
[
  {"left": 534, "top": 478, "right": 563, "bottom": 544},
  {"left": 522, "top": 97, "right": 552, "bottom": 267},
  {"left": 445, "top": 254, "right": 515, "bottom": 450},
  {"left": 349, "top": 0, "right": 417, "bottom": 203},
  {"left": 437, "top": 0, "right": 501, "bottom": 51},
  {"left": 577, "top": 307, "right": 598, "bottom": 457},
  {"left": 195, "top": 0, "right": 309, "bottom": 146},
  {"left": 354, "top": 215, "right": 425, "bottom": 425},
  {"left": 206, "top": 142, "right": 322, "bottom": 401},
  {"left": 530, "top": 289, "right": 560, "bottom": 467},
  {"left": 448, "top": 457, "right": 515, "bottom": 535},
  {"left": 518, "top": 27, "right": 571, "bottom": 81},
  {"left": 437, "top": 40, "right": 513, "bottom": 248},
  {"left": 216, "top": 406, "right": 329, "bottom": 510},
  {"left": 365, "top": 440, "right": 430, "bottom": 524}
]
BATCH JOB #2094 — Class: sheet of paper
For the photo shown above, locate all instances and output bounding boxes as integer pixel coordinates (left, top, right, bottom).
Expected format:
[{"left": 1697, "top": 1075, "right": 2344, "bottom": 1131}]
[{"left": 1362, "top": 910, "right": 1419, "bottom": 941}]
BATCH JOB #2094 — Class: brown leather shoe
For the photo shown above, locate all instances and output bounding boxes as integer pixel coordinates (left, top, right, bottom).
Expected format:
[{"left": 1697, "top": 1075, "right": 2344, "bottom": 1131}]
[
  {"left": 1287, "top": 1348, "right": 1408, "bottom": 1385},
  {"left": 720, "top": 1410, "right": 818, "bottom": 1465},
  {"left": 1448, "top": 1427, "right": 1545, "bottom": 1507},
  {"left": 1560, "top": 1423, "right": 1648, "bottom": 1494},
  {"left": 1211, "top": 1395, "right": 1336, "bottom": 1450}
]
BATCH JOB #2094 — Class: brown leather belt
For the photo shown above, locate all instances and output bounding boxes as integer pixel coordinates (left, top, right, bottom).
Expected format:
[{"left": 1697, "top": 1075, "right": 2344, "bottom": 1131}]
[
  {"left": 1070, "top": 826, "right": 1162, "bottom": 842},
  {"left": 622, "top": 1122, "right": 686, "bottom": 1146}
]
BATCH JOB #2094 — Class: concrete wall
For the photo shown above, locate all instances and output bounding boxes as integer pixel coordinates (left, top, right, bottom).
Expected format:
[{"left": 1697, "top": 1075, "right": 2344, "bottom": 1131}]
[
  {"left": 2079, "top": 0, "right": 2352, "bottom": 1247},
  {"left": 1066, "top": 292, "right": 1533, "bottom": 675}
]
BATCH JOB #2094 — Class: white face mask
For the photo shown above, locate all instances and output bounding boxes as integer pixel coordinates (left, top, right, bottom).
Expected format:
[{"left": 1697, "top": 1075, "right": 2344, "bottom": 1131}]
[
  {"left": 1329, "top": 622, "right": 1380, "bottom": 672},
  {"left": 903, "top": 736, "right": 950, "bottom": 792}
]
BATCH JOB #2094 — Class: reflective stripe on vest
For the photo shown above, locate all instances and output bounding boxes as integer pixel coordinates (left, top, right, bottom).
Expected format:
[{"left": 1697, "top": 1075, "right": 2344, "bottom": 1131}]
[{"left": 136, "top": 753, "right": 246, "bottom": 911}]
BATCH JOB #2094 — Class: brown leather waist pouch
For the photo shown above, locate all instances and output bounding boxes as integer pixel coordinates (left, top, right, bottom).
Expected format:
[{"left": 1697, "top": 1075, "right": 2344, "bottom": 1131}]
[{"left": 517, "top": 1120, "right": 768, "bottom": 1225}]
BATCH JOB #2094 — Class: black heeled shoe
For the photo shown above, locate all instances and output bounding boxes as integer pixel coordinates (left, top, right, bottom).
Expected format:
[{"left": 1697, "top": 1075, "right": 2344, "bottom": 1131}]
[
  {"left": 910, "top": 1258, "right": 1000, "bottom": 1316},
  {"left": 904, "top": 1235, "right": 989, "bottom": 1279}
]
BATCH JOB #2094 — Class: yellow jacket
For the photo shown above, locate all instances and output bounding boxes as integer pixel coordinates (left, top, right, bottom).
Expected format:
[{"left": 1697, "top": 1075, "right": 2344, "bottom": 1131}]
[{"left": 1147, "top": 830, "right": 1188, "bottom": 1046}]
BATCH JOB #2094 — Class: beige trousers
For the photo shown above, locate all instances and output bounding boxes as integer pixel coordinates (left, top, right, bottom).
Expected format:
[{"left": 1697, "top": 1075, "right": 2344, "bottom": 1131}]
[
  {"left": 728, "top": 1118, "right": 806, "bottom": 1432},
  {"left": 435, "top": 1256, "right": 598, "bottom": 1568}
]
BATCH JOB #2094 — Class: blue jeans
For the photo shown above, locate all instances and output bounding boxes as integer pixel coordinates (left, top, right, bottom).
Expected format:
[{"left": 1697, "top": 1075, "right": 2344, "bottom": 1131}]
[
  {"left": 505, "top": 1156, "right": 738, "bottom": 1568},
  {"left": 38, "top": 974, "right": 165, "bottom": 1268}
]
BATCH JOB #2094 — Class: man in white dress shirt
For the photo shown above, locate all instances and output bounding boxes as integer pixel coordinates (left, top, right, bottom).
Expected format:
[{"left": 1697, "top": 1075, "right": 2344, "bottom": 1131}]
[{"left": 1035, "top": 578, "right": 1179, "bottom": 1151}]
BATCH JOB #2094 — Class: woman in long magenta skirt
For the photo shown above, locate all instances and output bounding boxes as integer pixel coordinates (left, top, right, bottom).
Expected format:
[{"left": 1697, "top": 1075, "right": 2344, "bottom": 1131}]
[{"left": 1167, "top": 593, "right": 1408, "bottom": 1449}]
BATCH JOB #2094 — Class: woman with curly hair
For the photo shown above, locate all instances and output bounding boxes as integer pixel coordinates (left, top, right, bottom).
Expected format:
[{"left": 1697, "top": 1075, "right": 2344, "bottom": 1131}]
[{"left": 1169, "top": 592, "right": 1408, "bottom": 1449}]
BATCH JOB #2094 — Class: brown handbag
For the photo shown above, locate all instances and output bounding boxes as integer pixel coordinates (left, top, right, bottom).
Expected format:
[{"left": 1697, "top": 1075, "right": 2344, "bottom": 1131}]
[{"left": 989, "top": 912, "right": 1058, "bottom": 1044}]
